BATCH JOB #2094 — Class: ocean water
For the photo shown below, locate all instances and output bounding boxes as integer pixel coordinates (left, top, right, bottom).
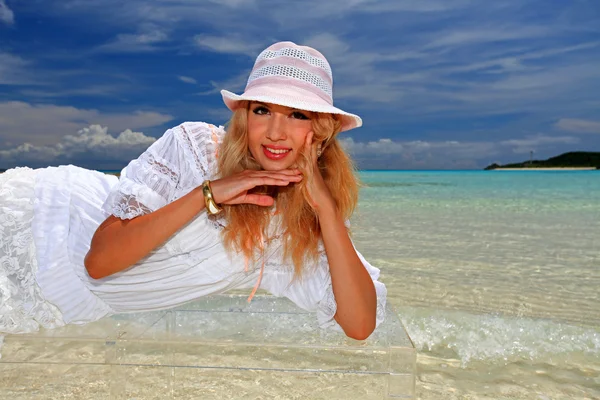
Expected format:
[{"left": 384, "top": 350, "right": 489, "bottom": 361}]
[{"left": 351, "top": 170, "right": 600, "bottom": 399}]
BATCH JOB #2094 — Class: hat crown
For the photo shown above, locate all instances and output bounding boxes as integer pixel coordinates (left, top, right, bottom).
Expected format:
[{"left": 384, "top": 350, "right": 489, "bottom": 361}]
[{"left": 245, "top": 41, "right": 334, "bottom": 104}]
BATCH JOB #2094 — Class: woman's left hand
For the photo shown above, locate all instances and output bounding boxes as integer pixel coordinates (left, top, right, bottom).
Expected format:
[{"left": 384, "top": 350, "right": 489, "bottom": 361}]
[{"left": 303, "top": 131, "right": 336, "bottom": 214}]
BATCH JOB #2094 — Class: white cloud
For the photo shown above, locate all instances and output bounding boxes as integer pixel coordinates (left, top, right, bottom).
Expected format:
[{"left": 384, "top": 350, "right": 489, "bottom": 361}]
[
  {"left": 96, "top": 29, "right": 169, "bottom": 53},
  {"left": 0, "top": 0, "right": 14, "bottom": 25},
  {"left": 0, "top": 101, "right": 173, "bottom": 148},
  {"left": 304, "top": 33, "right": 351, "bottom": 56},
  {"left": 425, "top": 26, "right": 552, "bottom": 49},
  {"left": 500, "top": 134, "right": 580, "bottom": 148},
  {"left": 499, "top": 134, "right": 580, "bottom": 155},
  {"left": 453, "top": 41, "right": 600, "bottom": 75},
  {"left": 19, "top": 84, "right": 126, "bottom": 99},
  {"left": 0, "top": 125, "right": 156, "bottom": 168},
  {"left": 555, "top": 118, "right": 600, "bottom": 134},
  {"left": 178, "top": 76, "right": 197, "bottom": 84},
  {"left": 196, "top": 70, "right": 249, "bottom": 96},
  {"left": 194, "top": 35, "right": 263, "bottom": 56},
  {"left": 267, "top": 0, "right": 473, "bottom": 23},
  {"left": 342, "top": 136, "right": 496, "bottom": 156},
  {"left": 0, "top": 52, "right": 31, "bottom": 85},
  {"left": 341, "top": 137, "right": 495, "bottom": 169},
  {"left": 363, "top": 0, "right": 473, "bottom": 13},
  {"left": 202, "top": 107, "right": 233, "bottom": 123},
  {"left": 340, "top": 134, "right": 581, "bottom": 169},
  {"left": 303, "top": 33, "right": 405, "bottom": 103}
]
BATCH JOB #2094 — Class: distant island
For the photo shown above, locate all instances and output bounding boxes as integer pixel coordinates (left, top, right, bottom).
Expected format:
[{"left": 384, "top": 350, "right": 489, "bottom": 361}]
[{"left": 485, "top": 151, "right": 600, "bottom": 170}]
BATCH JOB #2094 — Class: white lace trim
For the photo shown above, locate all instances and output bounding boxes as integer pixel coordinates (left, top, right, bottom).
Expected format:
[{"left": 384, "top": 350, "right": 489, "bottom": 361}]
[
  {"left": 175, "top": 122, "right": 227, "bottom": 231},
  {"left": 248, "top": 64, "right": 333, "bottom": 98},
  {"left": 177, "top": 124, "right": 209, "bottom": 182},
  {"left": 140, "top": 151, "right": 179, "bottom": 185},
  {"left": 102, "top": 127, "right": 183, "bottom": 219},
  {"left": 0, "top": 167, "right": 65, "bottom": 335},
  {"left": 102, "top": 178, "right": 166, "bottom": 220}
]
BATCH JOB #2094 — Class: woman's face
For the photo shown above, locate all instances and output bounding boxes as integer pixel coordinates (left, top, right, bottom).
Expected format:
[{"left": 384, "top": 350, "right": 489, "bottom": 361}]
[{"left": 247, "top": 101, "right": 313, "bottom": 171}]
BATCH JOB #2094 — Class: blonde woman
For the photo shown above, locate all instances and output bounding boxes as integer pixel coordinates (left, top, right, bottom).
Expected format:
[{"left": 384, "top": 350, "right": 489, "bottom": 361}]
[{"left": 0, "top": 42, "right": 386, "bottom": 340}]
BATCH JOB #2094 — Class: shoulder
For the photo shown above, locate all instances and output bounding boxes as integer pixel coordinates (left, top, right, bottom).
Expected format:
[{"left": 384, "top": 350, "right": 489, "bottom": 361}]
[
  {"left": 167, "top": 121, "right": 225, "bottom": 180},
  {"left": 171, "top": 121, "right": 226, "bottom": 146}
]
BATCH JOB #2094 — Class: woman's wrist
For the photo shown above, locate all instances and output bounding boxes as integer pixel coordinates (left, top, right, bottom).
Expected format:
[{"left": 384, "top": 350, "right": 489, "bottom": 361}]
[
  {"left": 314, "top": 197, "right": 337, "bottom": 218},
  {"left": 201, "top": 180, "right": 223, "bottom": 215}
]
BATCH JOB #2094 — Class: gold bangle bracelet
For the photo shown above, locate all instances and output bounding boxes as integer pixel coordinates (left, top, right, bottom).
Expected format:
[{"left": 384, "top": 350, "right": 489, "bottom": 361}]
[{"left": 201, "top": 180, "right": 223, "bottom": 215}]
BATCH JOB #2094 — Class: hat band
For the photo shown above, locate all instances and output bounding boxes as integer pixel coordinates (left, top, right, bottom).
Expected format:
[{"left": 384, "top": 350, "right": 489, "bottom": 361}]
[
  {"left": 246, "top": 64, "right": 333, "bottom": 100},
  {"left": 245, "top": 75, "right": 333, "bottom": 105}
]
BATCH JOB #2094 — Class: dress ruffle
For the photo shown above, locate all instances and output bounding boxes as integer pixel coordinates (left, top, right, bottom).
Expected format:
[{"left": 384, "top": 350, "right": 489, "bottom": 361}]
[{"left": 0, "top": 167, "right": 65, "bottom": 334}]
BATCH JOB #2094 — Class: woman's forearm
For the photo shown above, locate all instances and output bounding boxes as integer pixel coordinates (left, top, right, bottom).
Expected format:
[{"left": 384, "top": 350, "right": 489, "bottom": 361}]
[
  {"left": 84, "top": 186, "right": 206, "bottom": 279},
  {"left": 85, "top": 169, "right": 302, "bottom": 279},
  {"left": 317, "top": 203, "right": 377, "bottom": 340}
]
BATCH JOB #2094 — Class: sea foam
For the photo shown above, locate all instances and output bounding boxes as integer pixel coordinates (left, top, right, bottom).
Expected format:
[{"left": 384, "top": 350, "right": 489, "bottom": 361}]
[{"left": 396, "top": 306, "right": 600, "bottom": 366}]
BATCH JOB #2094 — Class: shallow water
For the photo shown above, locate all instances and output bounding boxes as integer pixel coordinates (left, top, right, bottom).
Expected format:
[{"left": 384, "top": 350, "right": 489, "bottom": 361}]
[
  {"left": 353, "top": 170, "right": 600, "bottom": 399},
  {"left": 3, "top": 169, "right": 599, "bottom": 398}
]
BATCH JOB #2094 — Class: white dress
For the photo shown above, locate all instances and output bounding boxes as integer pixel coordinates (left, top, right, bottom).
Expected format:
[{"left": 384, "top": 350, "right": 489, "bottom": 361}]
[{"left": 0, "top": 121, "right": 387, "bottom": 335}]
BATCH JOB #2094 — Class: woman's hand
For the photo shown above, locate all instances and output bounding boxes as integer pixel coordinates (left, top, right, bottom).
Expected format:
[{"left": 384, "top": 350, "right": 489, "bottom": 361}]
[
  {"left": 304, "top": 131, "right": 336, "bottom": 214},
  {"left": 209, "top": 169, "right": 303, "bottom": 207}
]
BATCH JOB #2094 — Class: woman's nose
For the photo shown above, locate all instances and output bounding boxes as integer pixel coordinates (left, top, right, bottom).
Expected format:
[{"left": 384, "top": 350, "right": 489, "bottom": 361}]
[{"left": 265, "top": 114, "right": 287, "bottom": 141}]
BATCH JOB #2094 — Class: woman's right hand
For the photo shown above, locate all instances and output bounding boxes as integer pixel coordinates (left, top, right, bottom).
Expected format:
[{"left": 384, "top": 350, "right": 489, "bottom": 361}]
[{"left": 209, "top": 169, "right": 303, "bottom": 207}]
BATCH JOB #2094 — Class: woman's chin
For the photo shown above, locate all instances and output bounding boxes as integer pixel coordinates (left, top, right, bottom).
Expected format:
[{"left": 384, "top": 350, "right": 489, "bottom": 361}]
[{"left": 258, "top": 158, "right": 297, "bottom": 171}]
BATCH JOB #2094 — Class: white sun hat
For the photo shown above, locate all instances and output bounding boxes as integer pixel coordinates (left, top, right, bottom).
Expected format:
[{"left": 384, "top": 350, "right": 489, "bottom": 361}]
[{"left": 220, "top": 41, "right": 362, "bottom": 132}]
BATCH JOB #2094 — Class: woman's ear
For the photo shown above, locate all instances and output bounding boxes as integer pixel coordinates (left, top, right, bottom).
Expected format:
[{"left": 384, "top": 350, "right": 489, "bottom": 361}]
[{"left": 321, "top": 137, "right": 332, "bottom": 152}]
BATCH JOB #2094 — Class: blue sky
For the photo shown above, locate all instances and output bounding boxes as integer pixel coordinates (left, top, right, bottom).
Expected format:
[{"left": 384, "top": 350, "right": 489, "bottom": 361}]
[{"left": 1, "top": 0, "right": 599, "bottom": 170}]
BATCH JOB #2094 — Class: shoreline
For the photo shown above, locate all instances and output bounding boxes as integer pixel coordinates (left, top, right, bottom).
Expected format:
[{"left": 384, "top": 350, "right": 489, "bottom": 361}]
[{"left": 491, "top": 167, "right": 597, "bottom": 171}]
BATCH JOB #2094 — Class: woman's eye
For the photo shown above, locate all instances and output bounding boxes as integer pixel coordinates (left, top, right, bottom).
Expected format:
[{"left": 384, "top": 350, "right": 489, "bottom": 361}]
[
  {"left": 253, "top": 106, "right": 269, "bottom": 115},
  {"left": 291, "top": 111, "right": 309, "bottom": 120}
]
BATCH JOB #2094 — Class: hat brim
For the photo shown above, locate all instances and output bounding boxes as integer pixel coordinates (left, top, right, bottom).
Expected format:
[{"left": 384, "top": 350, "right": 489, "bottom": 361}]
[{"left": 221, "top": 87, "right": 362, "bottom": 132}]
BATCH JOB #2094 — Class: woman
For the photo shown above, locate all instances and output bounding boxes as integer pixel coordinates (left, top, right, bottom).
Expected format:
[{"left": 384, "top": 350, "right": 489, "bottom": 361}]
[{"left": 0, "top": 41, "right": 386, "bottom": 341}]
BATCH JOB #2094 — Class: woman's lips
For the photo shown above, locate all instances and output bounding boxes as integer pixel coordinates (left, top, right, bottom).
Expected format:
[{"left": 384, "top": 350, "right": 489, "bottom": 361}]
[{"left": 263, "top": 145, "right": 291, "bottom": 160}]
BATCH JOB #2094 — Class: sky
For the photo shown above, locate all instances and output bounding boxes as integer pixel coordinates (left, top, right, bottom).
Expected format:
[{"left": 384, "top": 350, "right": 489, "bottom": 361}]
[{"left": 1, "top": 0, "right": 599, "bottom": 170}]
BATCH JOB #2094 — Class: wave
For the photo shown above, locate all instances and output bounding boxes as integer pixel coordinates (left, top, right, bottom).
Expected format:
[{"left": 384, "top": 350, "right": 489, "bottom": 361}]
[{"left": 396, "top": 306, "right": 600, "bottom": 366}]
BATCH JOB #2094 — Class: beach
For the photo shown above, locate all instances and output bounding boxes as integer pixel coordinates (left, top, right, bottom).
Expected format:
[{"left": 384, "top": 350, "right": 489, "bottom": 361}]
[{"left": 354, "top": 170, "right": 599, "bottom": 399}]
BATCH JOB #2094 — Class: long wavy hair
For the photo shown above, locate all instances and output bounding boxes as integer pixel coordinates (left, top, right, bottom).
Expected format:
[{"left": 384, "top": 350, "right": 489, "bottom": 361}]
[{"left": 217, "top": 101, "right": 359, "bottom": 282}]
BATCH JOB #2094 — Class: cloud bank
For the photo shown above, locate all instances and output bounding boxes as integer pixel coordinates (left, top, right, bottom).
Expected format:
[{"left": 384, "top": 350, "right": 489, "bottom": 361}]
[
  {"left": 0, "top": 125, "right": 156, "bottom": 169},
  {"left": 0, "top": 101, "right": 173, "bottom": 148},
  {"left": 555, "top": 119, "right": 600, "bottom": 135}
]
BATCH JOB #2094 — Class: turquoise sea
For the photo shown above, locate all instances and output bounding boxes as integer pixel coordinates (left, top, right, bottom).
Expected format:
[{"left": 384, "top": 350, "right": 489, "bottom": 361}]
[{"left": 352, "top": 170, "right": 599, "bottom": 399}]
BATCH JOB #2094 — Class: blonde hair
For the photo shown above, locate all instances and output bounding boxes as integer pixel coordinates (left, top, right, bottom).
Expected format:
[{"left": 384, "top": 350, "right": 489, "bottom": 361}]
[{"left": 217, "top": 101, "right": 359, "bottom": 282}]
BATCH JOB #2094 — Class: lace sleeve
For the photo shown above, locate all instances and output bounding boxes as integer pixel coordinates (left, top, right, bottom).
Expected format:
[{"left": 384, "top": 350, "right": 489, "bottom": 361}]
[{"left": 101, "top": 127, "right": 184, "bottom": 219}]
